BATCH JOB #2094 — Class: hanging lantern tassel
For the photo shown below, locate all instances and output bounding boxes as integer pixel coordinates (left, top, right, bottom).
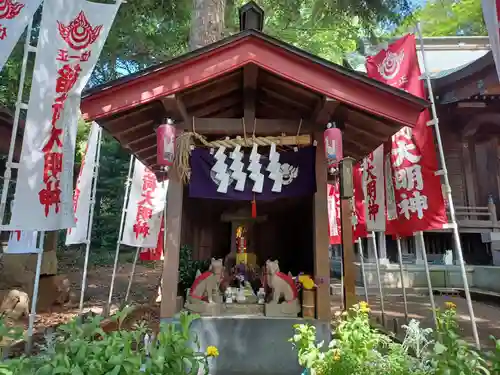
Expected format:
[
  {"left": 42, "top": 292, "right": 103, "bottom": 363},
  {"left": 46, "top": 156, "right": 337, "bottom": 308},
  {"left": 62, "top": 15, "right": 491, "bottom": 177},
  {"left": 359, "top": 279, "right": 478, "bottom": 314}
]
[{"left": 251, "top": 196, "right": 257, "bottom": 218}]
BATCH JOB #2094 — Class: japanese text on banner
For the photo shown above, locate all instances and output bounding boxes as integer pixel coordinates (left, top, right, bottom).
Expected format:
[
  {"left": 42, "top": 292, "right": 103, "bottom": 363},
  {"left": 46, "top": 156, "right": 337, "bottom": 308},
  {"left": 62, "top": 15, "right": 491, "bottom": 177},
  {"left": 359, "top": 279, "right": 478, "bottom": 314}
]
[
  {"left": 6, "top": 0, "right": 120, "bottom": 231},
  {"left": 66, "top": 122, "right": 100, "bottom": 245},
  {"left": 121, "top": 159, "right": 167, "bottom": 248},
  {"left": 0, "top": 0, "right": 43, "bottom": 72},
  {"left": 365, "top": 34, "right": 447, "bottom": 235}
]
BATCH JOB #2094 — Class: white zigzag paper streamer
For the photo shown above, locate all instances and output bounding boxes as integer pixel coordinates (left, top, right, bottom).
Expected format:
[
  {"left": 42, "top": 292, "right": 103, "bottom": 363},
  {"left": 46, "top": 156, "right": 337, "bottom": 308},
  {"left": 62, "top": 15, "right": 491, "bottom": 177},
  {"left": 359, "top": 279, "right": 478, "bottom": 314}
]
[
  {"left": 211, "top": 146, "right": 230, "bottom": 193},
  {"left": 266, "top": 143, "right": 283, "bottom": 192},
  {"left": 229, "top": 145, "right": 247, "bottom": 191},
  {"left": 247, "top": 143, "right": 264, "bottom": 193}
]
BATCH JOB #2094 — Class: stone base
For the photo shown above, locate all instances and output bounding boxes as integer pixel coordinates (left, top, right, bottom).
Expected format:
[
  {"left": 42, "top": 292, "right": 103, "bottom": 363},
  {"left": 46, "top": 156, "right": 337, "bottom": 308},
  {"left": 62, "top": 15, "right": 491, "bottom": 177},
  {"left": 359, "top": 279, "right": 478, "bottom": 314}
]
[
  {"left": 185, "top": 302, "right": 223, "bottom": 316},
  {"left": 0, "top": 251, "right": 57, "bottom": 290},
  {"left": 265, "top": 302, "right": 299, "bottom": 318},
  {"left": 182, "top": 316, "right": 331, "bottom": 375}
]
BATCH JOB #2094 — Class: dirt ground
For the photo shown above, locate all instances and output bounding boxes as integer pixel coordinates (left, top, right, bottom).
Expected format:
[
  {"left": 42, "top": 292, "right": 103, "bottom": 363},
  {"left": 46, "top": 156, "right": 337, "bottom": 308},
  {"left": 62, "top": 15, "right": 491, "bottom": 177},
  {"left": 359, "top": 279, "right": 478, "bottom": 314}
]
[
  {"left": 2, "top": 252, "right": 499, "bottom": 352},
  {"left": 0, "top": 250, "right": 162, "bottom": 340},
  {"left": 330, "top": 287, "right": 500, "bottom": 350}
]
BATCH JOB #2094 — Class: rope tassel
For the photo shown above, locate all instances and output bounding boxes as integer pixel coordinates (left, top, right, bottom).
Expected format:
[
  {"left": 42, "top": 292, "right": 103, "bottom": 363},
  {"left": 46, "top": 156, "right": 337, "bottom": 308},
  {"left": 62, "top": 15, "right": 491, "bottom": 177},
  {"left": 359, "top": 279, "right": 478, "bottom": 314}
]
[{"left": 251, "top": 197, "right": 257, "bottom": 218}]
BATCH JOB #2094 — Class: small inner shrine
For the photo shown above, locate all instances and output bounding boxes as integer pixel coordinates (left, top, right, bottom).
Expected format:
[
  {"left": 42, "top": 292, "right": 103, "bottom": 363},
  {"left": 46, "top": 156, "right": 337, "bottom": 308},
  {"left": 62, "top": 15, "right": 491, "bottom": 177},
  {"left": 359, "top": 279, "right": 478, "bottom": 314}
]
[
  {"left": 80, "top": 2, "right": 428, "bottom": 322},
  {"left": 180, "top": 136, "right": 316, "bottom": 316}
]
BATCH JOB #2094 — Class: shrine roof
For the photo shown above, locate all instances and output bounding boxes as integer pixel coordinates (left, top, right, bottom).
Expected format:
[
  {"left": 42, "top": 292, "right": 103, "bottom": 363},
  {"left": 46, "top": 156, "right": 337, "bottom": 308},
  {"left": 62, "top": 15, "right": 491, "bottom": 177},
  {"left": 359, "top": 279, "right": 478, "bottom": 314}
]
[{"left": 81, "top": 29, "right": 429, "bottom": 170}]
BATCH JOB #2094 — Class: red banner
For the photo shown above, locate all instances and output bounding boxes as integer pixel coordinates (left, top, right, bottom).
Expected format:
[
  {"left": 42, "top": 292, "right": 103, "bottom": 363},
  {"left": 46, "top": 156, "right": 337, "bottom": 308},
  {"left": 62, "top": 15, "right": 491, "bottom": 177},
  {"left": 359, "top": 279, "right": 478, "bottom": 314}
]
[
  {"left": 139, "top": 217, "right": 164, "bottom": 261},
  {"left": 365, "top": 34, "right": 447, "bottom": 235},
  {"left": 327, "top": 165, "right": 366, "bottom": 244}
]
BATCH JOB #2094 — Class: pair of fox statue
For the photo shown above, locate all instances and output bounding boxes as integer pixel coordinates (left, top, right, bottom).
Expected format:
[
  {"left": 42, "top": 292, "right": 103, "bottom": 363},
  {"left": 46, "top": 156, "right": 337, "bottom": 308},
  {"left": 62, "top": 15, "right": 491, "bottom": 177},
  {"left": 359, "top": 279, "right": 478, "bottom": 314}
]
[{"left": 185, "top": 258, "right": 301, "bottom": 317}]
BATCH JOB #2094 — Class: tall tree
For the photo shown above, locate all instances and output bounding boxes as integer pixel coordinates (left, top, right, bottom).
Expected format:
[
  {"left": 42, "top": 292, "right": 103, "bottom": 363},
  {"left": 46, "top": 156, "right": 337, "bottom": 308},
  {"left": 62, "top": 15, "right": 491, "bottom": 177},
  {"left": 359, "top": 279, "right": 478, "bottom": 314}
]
[
  {"left": 397, "top": 0, "right": 486, "bottom": 36},
  {"left": 189, "top": 0, "right": 226, "bottom": 50}
]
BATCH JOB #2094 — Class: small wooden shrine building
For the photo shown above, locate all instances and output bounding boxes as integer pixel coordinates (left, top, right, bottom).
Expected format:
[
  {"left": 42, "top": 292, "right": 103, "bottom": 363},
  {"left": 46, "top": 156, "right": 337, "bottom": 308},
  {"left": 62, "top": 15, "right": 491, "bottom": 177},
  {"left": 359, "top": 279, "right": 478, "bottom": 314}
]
[
  {"left": 81, "top": 3, "right": 428, "bottom": 320},
  {"left": 430, "top": 50, "right": 500, "bottom": 262}
]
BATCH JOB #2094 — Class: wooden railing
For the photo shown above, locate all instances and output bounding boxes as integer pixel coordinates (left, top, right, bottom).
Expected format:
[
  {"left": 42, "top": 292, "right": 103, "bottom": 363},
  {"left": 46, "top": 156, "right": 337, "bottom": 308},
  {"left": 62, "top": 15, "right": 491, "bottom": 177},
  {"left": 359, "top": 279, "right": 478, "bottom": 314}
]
[{"left": 443, "top": 199, "right": 500, "bottom": 233}]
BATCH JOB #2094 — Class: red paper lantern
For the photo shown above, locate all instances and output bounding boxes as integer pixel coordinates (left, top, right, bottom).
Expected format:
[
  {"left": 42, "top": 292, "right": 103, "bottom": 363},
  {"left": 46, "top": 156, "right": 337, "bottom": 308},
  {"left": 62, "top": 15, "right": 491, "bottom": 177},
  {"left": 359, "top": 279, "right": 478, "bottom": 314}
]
[
  {"left": 323, "top": 123, "right": 343, "bottom": 168},
  {"left": 156, "top": 119, "right": 176, "bottom": 168}
]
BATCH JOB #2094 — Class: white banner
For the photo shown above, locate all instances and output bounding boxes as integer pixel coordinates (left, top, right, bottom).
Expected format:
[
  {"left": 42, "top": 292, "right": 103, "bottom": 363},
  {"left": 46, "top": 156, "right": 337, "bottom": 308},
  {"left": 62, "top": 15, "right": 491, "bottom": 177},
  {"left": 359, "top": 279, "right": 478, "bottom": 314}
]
[
  {"left": 65, "top": 122, "right": 100, "bottom": 245},
  {"left": 363, "top": 145, "right": 385, "bottom": 232},
  {"left": 6, "top": 230, "right": 40, "bottom": 253},
  {"left": 121, "top": 159, "right": 167, "bottom": 248},
  {"left": 5, "top": 0, "right": 120, "bottom": 231},
  {"left": 0, "top": 0, "right": 43, "bottom": 73},
  {"left": 482, "top": 0, "right": 500, "bottom": 81}
]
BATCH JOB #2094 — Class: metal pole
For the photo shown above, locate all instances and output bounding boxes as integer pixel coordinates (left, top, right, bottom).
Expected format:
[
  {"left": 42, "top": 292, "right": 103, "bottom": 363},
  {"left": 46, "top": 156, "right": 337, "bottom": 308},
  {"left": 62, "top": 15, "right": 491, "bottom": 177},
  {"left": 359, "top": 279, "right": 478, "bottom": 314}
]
[
  {"left": 371, "top": 232, "right": 386, "bottom": 323},
  {"left": 78, "top": 127, "right": 103, "bottom": 315},
  {"left": 357, "top": 239, "right": 369, "bottom": 304},
  {"left": 416, "top": 22, "right": 480, "bottom": 349},
  {"left": 124, "top": 247, "right": 140, "bottom": 303},
  {"left": 416, "top": 231, "right": 438, "bottom": 328},
  {"left": 25, "top": 231, "right": 45, "bottom": 354},
  {"left": 105, "top": 155, "right": 134, "bottom": 316},
  {"left": 396, "top": 237, "right": 409, "bottom": 322},
  {"left": 0, "top": 20, "right": 35, "bottom": 227}
]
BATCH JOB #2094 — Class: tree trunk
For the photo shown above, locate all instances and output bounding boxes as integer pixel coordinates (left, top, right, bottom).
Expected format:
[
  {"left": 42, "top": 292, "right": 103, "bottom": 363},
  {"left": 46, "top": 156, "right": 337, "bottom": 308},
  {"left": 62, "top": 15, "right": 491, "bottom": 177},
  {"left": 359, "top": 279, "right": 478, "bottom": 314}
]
[
  {"left": 189, "top": 0, "right": 226, "bottom": 51},
  {"left": 155, "top": 0, "right": 226, "bottom": 305}
]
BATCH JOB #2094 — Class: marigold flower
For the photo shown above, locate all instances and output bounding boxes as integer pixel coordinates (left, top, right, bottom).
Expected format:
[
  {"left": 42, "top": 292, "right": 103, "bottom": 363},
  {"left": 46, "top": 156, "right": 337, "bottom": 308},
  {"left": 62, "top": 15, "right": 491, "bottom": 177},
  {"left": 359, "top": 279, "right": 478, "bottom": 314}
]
[
  {"left": 333, "top": 349, "right": 341, "bottom": 361},
  {"left": 206, "top": 346, "right": 219, "bottom": 357},
  {"left": 445, "top": 301, "right": 456, "bottom": 310},
  {"left": 298, "top": 275, "right": 316, "bottom": 290},
  {"left": 359, "top": 301, "right": 370, "bottom": 313}
]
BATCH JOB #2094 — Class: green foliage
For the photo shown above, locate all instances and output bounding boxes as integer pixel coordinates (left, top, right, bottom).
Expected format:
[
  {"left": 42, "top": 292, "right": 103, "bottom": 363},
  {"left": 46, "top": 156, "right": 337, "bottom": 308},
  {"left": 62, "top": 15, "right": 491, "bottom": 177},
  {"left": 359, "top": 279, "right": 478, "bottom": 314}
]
[
  {"left": 178, "top": 245, "right": 210, "bottom": 295},
  {"left": 91, "top": 134, "right": 131, "bottom": 251},
  {"left": 0, "top": 310, "right": 217, "bottom": 374},
  {"left": 291, "top": 302, "right": 500, "bottom": 375},
  {"left": 396, "top": 0, "right": 486, "bottom": 37},
  {"left": 429, "top": 303, "right": 491, "bottom": 375}
]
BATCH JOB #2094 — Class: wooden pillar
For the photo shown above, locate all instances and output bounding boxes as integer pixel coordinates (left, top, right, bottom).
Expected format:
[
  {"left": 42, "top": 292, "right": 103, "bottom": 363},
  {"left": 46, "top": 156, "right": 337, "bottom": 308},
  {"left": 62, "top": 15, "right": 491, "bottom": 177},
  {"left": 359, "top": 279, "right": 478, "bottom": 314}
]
[
  {"left": 160, "top": 171, "right": 184, "bottom": 318},
  {"left": 313, "top": 133, "right": 331, "bottom": 321},
  {"left": 340, "top": 199, "right": 356, "bottom": 309}
]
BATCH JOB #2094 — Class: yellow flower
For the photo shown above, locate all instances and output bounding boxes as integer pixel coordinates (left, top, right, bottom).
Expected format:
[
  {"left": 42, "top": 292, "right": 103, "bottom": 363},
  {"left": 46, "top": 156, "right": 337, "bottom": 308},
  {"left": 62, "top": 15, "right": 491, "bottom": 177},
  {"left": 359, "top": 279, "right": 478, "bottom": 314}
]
[
  {"left": 445, "top": 301, "right": 456, "bottom": 310},
  {"left": 359, "top": 301, "right": 370, "bottom": 313},
  {"left": 333, "top": 349, "right": 341, "bottom": 361},
  {"left": 298, "top": 275, "right": 316, "bottom": 290},
  {"left": 206, "top": 346, "right": 219, "bottom": 357}
]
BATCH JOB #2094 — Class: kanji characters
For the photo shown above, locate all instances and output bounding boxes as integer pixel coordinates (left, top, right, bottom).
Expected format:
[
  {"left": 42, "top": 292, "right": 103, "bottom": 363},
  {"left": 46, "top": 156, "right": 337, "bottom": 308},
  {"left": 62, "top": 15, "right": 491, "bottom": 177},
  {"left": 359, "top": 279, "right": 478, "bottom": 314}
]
[
  {"left": 42, "top": 152, "right": 63, "bottom": 183},
  {"left": 133, "top": 221, "right": 150, "bottom": 239},
  {"left": 0, "top": 26, "right": 6, "bottom": 40},
  {"left": 55, "top": 64, "right": 81, "bottom": 94},
  {"left": 394, "top": 164, "right": 424, "bottom": 191},
  {"left": 392, "top": 140, "right": 421, "bottom": 167},
  {"left": 133, "top": 167, "right": 158, "bottom": 239},
  {"left": 398, "top": 191, "right": 428, "bottom": 220},
  {"left": 39, "top": 181, "right": 61, "bottom": 217}
]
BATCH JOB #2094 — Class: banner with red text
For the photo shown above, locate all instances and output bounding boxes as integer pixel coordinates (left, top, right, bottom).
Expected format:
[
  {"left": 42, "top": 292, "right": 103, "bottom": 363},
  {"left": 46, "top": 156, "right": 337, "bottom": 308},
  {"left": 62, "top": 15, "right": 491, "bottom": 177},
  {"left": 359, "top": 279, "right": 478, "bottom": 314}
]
[
  {"left": 362, "top": 145, "right": 385, "bottom": 232},
  {"left": 121, "top": 159, "right": 167, "bottom": 248},
  {"left": 482, "top": 0, "right": 500, "bottom": 81},
  {"left": 365, "top": 34, "right": 447, "bottom": 235},
  {"left": 6, "top": 230, "right": 40, "bottom": 253},
  {"left": 327, "top": 165, "right": 366, "bottom": 244},
  {"left": 5, "top": 0, "right": 120, "bottom": 231},
  {"left": 0, "top": 0, "right": 43, "bottom": 73},
  {"left": 328, "top": 183, "right": 341, "bottom": 245},
  {"left": 139, "top": 216, "right": 165, "bottom": 261},
  {"left": 66, "top": 122, "right": 100, "bottom": 245}
]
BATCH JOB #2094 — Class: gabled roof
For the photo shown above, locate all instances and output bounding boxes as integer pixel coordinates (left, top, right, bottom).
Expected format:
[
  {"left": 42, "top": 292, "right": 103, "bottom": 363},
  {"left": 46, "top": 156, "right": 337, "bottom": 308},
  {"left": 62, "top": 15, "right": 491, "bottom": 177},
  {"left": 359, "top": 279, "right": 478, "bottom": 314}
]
[
  {"left": 81, "top": 29, "right": 430, "bottom": 168},
  {"left": 81, "top": 29, "right": 427, "bottom": 126}
]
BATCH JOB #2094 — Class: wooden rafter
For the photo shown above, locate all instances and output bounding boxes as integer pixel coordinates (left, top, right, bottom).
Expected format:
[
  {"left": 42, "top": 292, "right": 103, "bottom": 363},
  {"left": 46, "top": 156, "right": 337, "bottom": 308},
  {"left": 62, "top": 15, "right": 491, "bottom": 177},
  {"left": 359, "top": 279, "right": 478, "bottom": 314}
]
[
  {"left": 313, "top": 97, "right": 339, "bottom": 125},
  {"left": 243, "top": 64, "right": 258, "bottom": 129}
]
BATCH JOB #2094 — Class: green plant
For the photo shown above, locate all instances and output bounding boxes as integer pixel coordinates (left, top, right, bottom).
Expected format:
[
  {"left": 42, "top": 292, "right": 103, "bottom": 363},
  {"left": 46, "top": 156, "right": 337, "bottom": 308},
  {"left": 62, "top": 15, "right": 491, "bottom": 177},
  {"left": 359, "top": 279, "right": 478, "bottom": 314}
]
[
  {"left": 0, "top": 309, "right": 218, "bottom": 374},
  {"left": 428, "top": 302, "right": 490, "bottom": 375},
  {"left": 178, "top": 245, "right": 209, "bottom": 296},
  {"left": 291, "top": 302, "right": 423, "bottom": 375}
]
